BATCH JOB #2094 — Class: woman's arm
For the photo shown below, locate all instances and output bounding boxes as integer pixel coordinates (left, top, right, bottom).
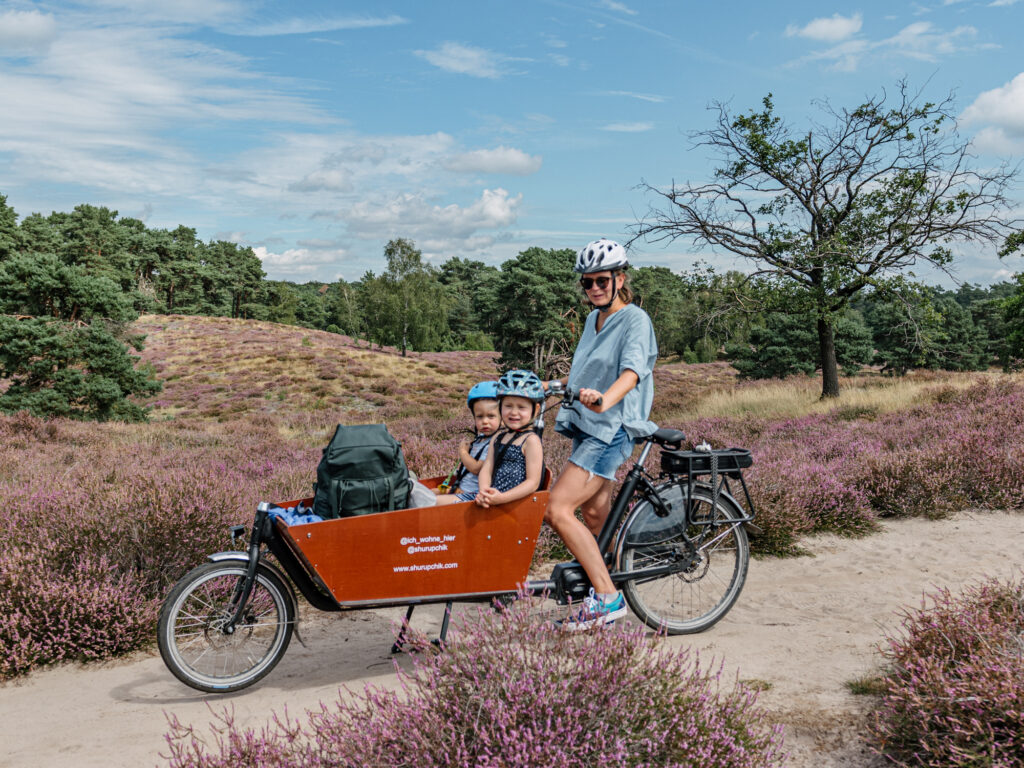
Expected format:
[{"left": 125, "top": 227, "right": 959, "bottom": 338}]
[
  {"left": 485, "top": 433, "right": 544, "bottom": 506},
  {"left": 579, "top": 368, "right": 639, "bottom": 413}
]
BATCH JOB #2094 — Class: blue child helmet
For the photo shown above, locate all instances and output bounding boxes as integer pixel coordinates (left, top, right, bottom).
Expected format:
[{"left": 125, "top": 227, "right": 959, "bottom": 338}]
[
  {"left": 496, "top": 369, "right": 545, "bottom": 402},
  {"left": 467, "top": 380, "right": 499, "bottom": 409}
]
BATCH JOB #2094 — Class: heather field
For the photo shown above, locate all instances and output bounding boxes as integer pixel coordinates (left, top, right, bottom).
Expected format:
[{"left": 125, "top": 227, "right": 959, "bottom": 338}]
[{"left": 2, "top": 314, "right": 1024, "bottom": 685}]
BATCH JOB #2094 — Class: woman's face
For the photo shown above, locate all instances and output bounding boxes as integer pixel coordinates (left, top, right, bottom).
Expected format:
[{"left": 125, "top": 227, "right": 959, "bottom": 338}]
[
  {"left": 580, "top": 270, "right": 620, "bottom": 305},
  {"left": 500, "top": 396, "right": 536, "bottom": 430}
]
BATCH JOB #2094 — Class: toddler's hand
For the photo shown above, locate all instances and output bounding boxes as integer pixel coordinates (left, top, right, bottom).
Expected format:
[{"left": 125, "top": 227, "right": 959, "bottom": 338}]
[{"left": 476, "top": 487, "right": 499, "bottom": 508}]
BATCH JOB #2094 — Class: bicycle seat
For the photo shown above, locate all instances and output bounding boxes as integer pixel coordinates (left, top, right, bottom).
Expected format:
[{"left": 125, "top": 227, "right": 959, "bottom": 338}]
[{"left": 649, "top": 427, "right": 686, "bottom": 449}]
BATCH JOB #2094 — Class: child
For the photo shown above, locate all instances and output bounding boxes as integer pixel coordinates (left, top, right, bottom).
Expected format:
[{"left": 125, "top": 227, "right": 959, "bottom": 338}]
[
  {"left": 474, "top": 369, "right": 545, "bottom": 509},
  {"left": 435, "top": 381, "right": 501, "bottom": 504}
]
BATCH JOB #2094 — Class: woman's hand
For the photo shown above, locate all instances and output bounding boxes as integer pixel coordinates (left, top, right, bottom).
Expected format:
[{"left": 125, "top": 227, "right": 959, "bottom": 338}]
[{"left": 578, "top": 387, "right": 606, "bottom": 413}]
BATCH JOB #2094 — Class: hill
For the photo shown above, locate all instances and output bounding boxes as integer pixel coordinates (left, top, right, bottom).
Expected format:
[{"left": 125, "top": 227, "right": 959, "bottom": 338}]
[{"left": 133, "top": 314, "right": 502, "bottom": 426}]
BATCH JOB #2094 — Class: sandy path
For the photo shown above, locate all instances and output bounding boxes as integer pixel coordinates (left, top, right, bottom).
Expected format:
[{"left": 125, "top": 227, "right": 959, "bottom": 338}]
[{"left": 1, "top": 509, "right": 1022, "bottom": 768}]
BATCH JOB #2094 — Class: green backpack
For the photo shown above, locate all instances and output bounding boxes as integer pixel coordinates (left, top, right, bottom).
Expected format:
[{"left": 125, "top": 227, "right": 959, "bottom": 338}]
[{"left": 311, "top": 424, "right": 411, "bottom": 519}]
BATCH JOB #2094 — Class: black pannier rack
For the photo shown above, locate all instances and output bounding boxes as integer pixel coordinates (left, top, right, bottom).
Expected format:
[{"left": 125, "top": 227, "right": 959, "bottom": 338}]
[
  {"left": 660, "top": 447, "right": 753, "bottom": 477},
  {"left": 659, "top": 447, "right": 757, "bottom": 527}
]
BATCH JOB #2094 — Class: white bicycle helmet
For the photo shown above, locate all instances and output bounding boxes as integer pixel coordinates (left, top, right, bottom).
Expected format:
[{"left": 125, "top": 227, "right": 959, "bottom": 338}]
[
  {"left": 496, "top": 369, "right": 545, "bottom": 402},
  {"left": 575, "top": 238, "right": 629, "bottom": 274}
]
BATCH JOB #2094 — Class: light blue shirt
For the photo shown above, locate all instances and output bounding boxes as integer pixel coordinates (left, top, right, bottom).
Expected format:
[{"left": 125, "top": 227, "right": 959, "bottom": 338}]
[
  {"left": 456, "top": 436, "right": 490, "bottom": 495},
  {"left": 555, "top": 302, "right": 658, "bottom": 444}
]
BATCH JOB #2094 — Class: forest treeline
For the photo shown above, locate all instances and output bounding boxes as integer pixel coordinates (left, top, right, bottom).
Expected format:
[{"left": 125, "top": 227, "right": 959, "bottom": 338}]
[{"left": 1, "top": 195, "right": 1023, "bottom": 420}]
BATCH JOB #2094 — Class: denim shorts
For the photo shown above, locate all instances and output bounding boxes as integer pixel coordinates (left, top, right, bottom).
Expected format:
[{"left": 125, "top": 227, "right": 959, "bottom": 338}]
[{"left": 565, "top": 425, "right": 634, "bottom": 481}]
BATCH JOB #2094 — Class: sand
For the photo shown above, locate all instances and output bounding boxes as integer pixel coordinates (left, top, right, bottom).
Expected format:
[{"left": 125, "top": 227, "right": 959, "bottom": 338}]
[{"left": 1, "top": 509, "right": 1022, "bottom": 768}]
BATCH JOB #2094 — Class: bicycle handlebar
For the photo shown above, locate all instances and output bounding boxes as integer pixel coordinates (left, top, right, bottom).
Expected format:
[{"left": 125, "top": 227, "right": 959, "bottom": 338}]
[{"left": 545, "top": 381, "right": 602, "bottom": 408}]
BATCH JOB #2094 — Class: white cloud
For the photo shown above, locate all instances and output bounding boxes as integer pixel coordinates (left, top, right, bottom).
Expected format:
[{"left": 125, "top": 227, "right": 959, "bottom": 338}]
[
  {"left": 883, "top": 21, "right": 982, "bottom": 61},
  {"left": 414, "top": 42, "right": 507, "bottom": 78},
  {"left": 0, "top": 9, "right": 57, "bottom": 56},
  {"left": 961, "top": 73, "right": 1024, "bottom": 152},
  {"left": 601, "top": 122, "right": 653, "bottom": 132},
  {"left": 234, "top": 15, "right": 408, "bottom": 37},
  {"left": 343, "top": 188, "right": 522, "bottom": 241},
  {"left": 605, "top": 90, "right": 666, "bottom": 103},
  {"left": 244, "top": 132, "right": 456, "bottom": 201},
  {"left": 989, "top": 0, "right": 1021, "bottom": 5},
  {"left": 962, "top": 73, "right": 1024, "bottom": 133},
  {"left": 289, "top": 168, "right": 354, "bottom": 193},
  {"left": 86, "top": 0, "right": 247, "bottom": 26},
  {"left": 790, "top": 20, "right": 990, "bottom": 71},
  {"left": 253, "top": 245, "right": 347, "bottom": 277},
  {"left": 598, "top": 1, "right": 639, "bottom": 15},
  {"left": 443, "top": 146, "right": 542, "bottom": 175},
  {"left": 0, "top": 21, "right": 327, "bottom": 198},
  {"left": 786, "top": 13, "right": 863, "bottom": 42}
]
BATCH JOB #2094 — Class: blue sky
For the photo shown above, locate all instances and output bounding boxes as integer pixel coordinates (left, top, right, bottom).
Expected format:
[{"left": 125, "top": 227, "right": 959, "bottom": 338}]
[{"left": 1, "top": 0, "right": 1022, "bottom": 286}]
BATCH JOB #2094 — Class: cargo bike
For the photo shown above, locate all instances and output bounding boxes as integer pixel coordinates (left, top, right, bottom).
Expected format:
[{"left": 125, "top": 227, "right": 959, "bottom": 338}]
[{"left": 157, "top": 384, "right": 759, "bottom": 693}]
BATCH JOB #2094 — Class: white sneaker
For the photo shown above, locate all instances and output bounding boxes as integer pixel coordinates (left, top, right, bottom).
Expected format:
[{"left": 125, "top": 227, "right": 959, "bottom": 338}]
[{"left": 559, "top": 588, "right": 627, "bottom": 632}]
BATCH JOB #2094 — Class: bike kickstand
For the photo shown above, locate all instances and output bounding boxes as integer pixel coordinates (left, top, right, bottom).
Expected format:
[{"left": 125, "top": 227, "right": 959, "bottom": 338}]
[
  {"left": 391, "top": 604, "right": 417, "bottom": 654},
  {"left": 432, "top": 601, "right": 454, "bottom": 650}
]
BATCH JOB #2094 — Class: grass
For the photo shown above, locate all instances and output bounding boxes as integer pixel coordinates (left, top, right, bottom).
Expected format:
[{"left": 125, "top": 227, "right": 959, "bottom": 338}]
[
  {"left": 845, "top": 673, "right": 888, "bottom": 696},
  {"left": 662, "top": 369, "right": 988, "bottom": 422}
]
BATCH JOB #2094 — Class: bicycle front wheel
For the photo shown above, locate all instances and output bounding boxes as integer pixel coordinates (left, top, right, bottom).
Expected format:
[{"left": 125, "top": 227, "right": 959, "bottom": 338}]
[
  {"left": 618, "top": 482, "right": 749, "bottom": 634},
  {"left": 157, "top": 561, "right": 295, "bottom": 693}
]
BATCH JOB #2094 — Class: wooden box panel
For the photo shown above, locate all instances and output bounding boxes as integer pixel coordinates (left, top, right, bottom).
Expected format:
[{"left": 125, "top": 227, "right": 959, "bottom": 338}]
[{"left": 278, "top": 490, "right": 547, "bottom": 605}]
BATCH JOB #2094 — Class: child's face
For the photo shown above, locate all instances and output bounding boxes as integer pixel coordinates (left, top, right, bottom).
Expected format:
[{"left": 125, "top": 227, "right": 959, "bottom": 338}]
[
  {"left": 500, "top": 396, "right": 536, "bottom": 431},
  {"left": 471, "top": 400, "right": 501, "bottom": 436}
]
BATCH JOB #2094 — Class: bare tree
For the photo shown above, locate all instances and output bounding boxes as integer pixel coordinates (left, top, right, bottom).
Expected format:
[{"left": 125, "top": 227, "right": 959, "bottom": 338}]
[{"left": 632, "top": 82, "right": 1018, "bottom": 397}]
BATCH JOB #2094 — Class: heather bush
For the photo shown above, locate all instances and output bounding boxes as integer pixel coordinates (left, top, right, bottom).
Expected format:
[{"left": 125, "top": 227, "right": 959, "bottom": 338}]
[
  {"left": 164, "top": 598, "right": 785, "bottom": 768},
  {"left": 867, "top": 578, "right": 1024, "bottom": 767},
  {"left": 672, "top": 379, "right": 1024, "bottom": 554},
  {"left": 0, "top": 550, "right": 156, "bottom": 678}
]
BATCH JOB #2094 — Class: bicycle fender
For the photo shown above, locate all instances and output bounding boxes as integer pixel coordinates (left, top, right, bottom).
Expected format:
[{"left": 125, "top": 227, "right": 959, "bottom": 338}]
[
  {"left": 207, "top": 552, "right": 294, "bottom": 587},
  {"left": 208, "top": 551, "right": 252, "bottom": 565}
]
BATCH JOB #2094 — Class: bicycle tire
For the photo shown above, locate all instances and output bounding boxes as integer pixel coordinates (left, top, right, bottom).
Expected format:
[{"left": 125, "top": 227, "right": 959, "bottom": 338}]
[
  {"left": 157, "top": 561, "right": 295, "bottom": 693},
  {"left": 618, "top": 481, "right": 749, "bottom": 634}
]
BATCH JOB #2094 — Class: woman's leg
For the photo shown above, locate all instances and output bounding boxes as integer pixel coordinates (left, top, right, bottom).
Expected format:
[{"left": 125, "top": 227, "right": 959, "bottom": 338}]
[
  {"left": 545, "top": 463, "right": 616, "bottom": 594},
  {"left": 579, "top": 480, "right": 614, "bottom": 536}
]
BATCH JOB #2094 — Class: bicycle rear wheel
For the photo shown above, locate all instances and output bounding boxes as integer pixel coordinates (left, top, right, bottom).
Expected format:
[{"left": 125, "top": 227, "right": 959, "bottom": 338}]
[
  {"left": 618, "top": 482, "right": 749, "bottom": 634},
  {"left": 157, "top": 561, "right": 295, "bottom": 693}
]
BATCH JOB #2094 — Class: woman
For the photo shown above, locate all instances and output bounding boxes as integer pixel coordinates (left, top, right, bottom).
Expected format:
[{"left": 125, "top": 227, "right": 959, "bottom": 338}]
[{"left": 546, "top": 238, "right": 658, "bottom": 631}]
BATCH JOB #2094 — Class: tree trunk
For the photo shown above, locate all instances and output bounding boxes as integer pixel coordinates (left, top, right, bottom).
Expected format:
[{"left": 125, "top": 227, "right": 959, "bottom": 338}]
[{"left": 818, "top": 316, "right": 840, "bottom": 398}]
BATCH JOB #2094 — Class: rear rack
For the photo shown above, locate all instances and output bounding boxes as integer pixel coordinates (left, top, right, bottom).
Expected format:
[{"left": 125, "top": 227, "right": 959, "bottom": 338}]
[{"left": 659, "top": 447, "right": 757, "bottom": 526}]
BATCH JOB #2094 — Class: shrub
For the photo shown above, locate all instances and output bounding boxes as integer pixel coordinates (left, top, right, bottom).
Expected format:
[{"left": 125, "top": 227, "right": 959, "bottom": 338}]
[
  {"left": 0, "top": 551, "right": 156, "bottom": 678},
  {"left": 867, "top": 578, "right": 1024, "bottom": 767},
  {"left": 164, "top": 598, "right": 785, "bottom": 768}
]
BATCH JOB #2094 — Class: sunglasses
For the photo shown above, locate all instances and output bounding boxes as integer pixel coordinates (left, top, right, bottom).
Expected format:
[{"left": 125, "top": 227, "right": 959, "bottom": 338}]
[{"left": 579, "top": 275, "right": 613, "bottom": 291}]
